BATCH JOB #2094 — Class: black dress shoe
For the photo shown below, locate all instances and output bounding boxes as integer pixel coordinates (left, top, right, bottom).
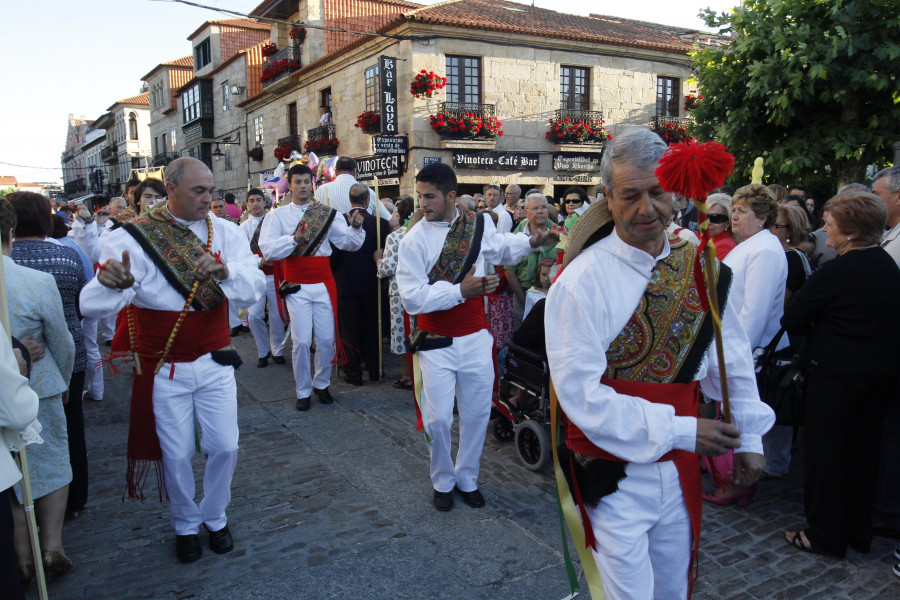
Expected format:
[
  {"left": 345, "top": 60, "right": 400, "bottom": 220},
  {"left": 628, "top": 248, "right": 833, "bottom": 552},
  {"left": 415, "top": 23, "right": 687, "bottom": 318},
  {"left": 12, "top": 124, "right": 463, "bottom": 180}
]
[
  {"left": 433, "top": 490, "right": 454, "bottom": 511},
  {"left": 230, "top": 326, "right": 242, "bottom": 337},
  {"left": 455, "top": 486, "right": 485, "bottom": 508},
  {"left": 257, "top": 356, "right": 269, "bottom": 368},
  {"left": 343, "top": 374, "right": 363, "bottom": 386},
  {"left": 296, "top": 397, "right": 310, "bottom": 411},
  {"left": 272, "top": 355, "right": 286, "bottom": 364},
  {"left": 205, "top": 524, "right": 234, "bottom": 554},
  {"left": 175, "top": 534, "right": 203, "bottom": 563},
  {"left": 314, "top": 387, "right": 333, "bottom": 404}
]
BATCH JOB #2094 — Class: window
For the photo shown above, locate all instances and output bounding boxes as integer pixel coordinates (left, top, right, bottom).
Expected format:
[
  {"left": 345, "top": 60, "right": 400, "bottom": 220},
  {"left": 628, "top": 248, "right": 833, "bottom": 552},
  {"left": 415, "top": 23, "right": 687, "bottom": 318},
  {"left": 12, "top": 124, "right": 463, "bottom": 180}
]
[
  {"left": 170, "top": 129, "right": 177, "bottom": 151},
  {"left": 224, "top": 147, "right": 233, "bottom": 171},
  {"left": 287, "top": 102, "right": 298, "bottom": 136},
  {"left": 154, "top": 137, "right": 159, "bottom": 155},
  {"left": 221, "top": 82, "right": 229, "bottom": 111},
  {"left": 364, "top": 65, "right": 380, "bottom": 112},
  {"left": 195, "top": 39, "right": 211, "bottom": 70},
  {"left": 560, "top": 66, "right": 589, "bottom": 111},
  {"left": 321, "top": 88, "right": 332, "bottom": 113},
  {"left": 182, "top": 81, "right": 212, "bottom": 124},
  {"left": 656, "top": 77, "right": 680, "bottom": 117},
  {"left": 254, "top": 116, "right": 264, "bottom": 146},
  {"left": 445, "top": 56, "right": 481, "bottom": 104},
  {"left": 128, "top": 112, "right": 138, "bottom": 140},
  {"left": 162, "top": 133, "right": 167, "bottom": 154}
]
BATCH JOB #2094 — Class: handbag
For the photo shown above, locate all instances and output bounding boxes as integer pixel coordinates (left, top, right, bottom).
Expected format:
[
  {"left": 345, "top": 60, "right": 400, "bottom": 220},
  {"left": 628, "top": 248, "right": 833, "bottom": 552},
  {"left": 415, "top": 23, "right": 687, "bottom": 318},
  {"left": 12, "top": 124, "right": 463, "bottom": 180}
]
[{"left": 753, "top": 328, "right": 805, "bottom": 426}]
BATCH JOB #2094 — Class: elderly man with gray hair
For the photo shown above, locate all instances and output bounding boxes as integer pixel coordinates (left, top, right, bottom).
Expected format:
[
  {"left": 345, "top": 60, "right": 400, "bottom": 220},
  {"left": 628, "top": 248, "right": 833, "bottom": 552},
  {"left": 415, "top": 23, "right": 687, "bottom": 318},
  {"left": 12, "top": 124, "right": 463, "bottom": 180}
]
[
  {"left": 504, "top": 190, "right": 556, "bottom": 327},
  {"left": 546, "top": 128, "right": 774, "bottom": 599}
]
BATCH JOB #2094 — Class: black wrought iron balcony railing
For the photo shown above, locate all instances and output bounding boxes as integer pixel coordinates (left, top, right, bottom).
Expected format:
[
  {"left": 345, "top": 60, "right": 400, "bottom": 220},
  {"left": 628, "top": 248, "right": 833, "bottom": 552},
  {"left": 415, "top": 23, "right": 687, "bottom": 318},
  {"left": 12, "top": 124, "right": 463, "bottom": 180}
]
[
  {"left": 439, "top": 102, "right": 495, "bottom": 119},
  {"left": 262, "top": 45, "right": 302, "bottom": 87},
  {"left": 555, "top": 109, "right": 603, "bottom": 123},
  {"left": 101, "top": 145, "right": 118, "bottom": 163},
  {"left": 306, "top": 124, "right": 336, "bottom": 141},
  {"left": 152, "top": 152, "right": 179, "bottom": 167},
  {"left": 653, "top": 115, "right": 693, "bottom": 128}
]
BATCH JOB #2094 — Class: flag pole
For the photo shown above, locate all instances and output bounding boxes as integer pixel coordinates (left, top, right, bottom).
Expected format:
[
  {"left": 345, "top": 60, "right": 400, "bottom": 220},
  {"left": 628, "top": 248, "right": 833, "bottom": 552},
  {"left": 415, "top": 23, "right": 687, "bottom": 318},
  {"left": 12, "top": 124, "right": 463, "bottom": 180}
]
[
  {"left": 0, "top": 250, "right": 49, "bottom": 600},
  {"left": 373, "top": 176, "right": 383, "bottom": 378}
]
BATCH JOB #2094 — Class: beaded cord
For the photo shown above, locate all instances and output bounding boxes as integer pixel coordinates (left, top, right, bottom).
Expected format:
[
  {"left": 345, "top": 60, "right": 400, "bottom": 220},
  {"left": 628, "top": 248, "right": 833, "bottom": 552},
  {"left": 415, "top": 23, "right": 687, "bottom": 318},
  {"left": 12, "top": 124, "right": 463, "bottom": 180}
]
[
  {"left": 154, "top": 215, "right": 215, "bottom": 378},
  {"left": 127, "top": 305, "right": 142, "bottom": 375}
]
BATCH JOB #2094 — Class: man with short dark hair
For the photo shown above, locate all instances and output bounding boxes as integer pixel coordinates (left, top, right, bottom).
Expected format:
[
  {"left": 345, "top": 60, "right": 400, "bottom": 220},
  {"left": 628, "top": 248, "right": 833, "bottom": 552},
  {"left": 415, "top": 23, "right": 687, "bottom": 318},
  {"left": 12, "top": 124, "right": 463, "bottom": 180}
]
[
  {"left": 315, "top": 156, "right": 391, "bottom": 219},
  {"left": 396, "top": 163, "right": 557, "bottom": 511},
  {"left": 210, "top": 198, "right": 227, "bottom": 219},
  {"left": 80, "top": 157, "right": 265, "bottom": 564},
  {"left": 485, "top": 184, "right": 512, "bottom": 232},
  {"left": 259, "top": 164, "right": 365, "bottom": 411},
  {"left": 240, "top": 188, "right": 285, "bottom": 367},
  {"left": 331, "top": 183, "right": 390, "bottom": 385}
]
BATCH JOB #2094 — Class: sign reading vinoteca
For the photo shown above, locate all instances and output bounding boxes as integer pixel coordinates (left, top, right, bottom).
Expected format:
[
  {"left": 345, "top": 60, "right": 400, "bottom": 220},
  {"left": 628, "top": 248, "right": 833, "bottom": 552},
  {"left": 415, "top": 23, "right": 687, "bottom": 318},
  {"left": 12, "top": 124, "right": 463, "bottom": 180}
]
[
  {"left": 452, "top": 151, "right": 540, "bottom": 171},
  {"left": 356, "top": 154, "right": 403, "bottom": 181},
  {"left": 552, "top": 152, "right": 602, "bottom": 172}
]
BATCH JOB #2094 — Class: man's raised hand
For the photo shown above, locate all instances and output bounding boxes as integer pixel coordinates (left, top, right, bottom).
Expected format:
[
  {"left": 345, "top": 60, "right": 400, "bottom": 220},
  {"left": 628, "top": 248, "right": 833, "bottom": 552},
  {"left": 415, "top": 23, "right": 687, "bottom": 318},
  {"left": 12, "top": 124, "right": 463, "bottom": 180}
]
[
  {"left": 193, "top": 245, "right": 229, "bottom": 281},
  {"left": 460, "top": 265, "right": 499, "bottom": 298},
  {"left": 98, "top": 250, "right": 135, "bottom": 289},
  {"left": 530, "top": 228, "right": 560, "bottom": 248}
]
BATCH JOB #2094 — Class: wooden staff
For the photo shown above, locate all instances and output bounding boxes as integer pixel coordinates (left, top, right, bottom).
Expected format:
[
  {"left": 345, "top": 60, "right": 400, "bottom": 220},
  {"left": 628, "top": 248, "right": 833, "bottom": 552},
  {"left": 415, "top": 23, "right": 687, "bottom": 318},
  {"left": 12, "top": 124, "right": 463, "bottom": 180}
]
[
  {"left": 324, "top": 185, "right": 330, "bottom": 207},
  {"left": 0, "top": 253, "right": 49, "bottom": 600},
  {"left": 374, "top": 176, "right": 383, "bottom": 378}
]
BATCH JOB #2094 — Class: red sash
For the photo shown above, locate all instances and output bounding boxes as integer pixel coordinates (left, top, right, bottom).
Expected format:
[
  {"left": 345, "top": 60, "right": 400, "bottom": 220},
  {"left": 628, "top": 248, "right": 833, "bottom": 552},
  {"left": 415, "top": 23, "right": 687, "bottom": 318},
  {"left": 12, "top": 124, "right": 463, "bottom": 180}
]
[
  {"left": 254, "top": 251, "right": 274, "bottom": 276},
  {"left": 417, "top": 297, "right": 487, "bottom": 338},
  {"left": 281, "top": 255, "right": 348, "bottom": 365},
  {"left": 125, "top": 303, "right": 230, "bottom": 500},
  {"left": 564, "top": 378, "right": 703, "bottom": 595}
]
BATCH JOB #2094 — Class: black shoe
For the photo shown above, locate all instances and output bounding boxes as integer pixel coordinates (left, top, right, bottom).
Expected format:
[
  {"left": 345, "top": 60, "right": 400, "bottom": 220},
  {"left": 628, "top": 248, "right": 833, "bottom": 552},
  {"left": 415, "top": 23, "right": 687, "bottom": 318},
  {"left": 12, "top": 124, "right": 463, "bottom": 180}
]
[
  {"left": 455, "top": 486, "right": 485, "bottom": 508},
  {"left": 343, "top": 374, "right": 363, "bottom": 386},
  {"left": 433, "top": 490, "right": 454, "bottom": 511},
  {"left": 296, "top": 397, "right": 310, "bottom": 411},
  {"left": 257, "top": 356, "right": 269, "bottom": 368},
  {"left": 272, "top": 355, "right": 286, "bottom": 364},
  {"left": 314, "top": 387, "right": 333, "bottom": 404},
  {"left": 175, "top": 534, "right": 203, "bottom": 563},
  {"left": 205, "top": 524, "right": 234, "bottom": 554},
  {"left": 230, "top": 326, "right": 242, "bottom": 337}
]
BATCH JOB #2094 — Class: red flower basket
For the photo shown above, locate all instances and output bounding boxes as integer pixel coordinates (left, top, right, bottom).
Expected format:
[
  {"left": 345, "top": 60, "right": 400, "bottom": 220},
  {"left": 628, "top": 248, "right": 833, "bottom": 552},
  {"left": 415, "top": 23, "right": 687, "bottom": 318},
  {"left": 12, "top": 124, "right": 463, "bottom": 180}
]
[
  {"left": 247, "top": 146, "right": 264, "bottom": 161},
  {"left": 411, "top": 70, "right": 447, "bottom": 98},
  {"left": 304, "top": 137, "right": 338, "bottom": 155},
  {"left": 545, "top": 117, "right": 612, "bottom": 144},
  {"left": 261, "top": 42, "right": 278, "bottom": 59},
  {"left": 684, "top": 90, "right": 703, "bottom": 111},
  {"left": 653, "top": 121, "right": 696, "bottom": 145},
  {"left": 429, "top": 112, "right": 502, "bottom": 139},
  {"left": 355, "top": 111, "right": 381, "bottom": 134},
  {"left": 290, "top": 25, "right": 307, "bottom": 44},
  {"left": 261, "top": 58, "right": 301, "bottom": 83}
]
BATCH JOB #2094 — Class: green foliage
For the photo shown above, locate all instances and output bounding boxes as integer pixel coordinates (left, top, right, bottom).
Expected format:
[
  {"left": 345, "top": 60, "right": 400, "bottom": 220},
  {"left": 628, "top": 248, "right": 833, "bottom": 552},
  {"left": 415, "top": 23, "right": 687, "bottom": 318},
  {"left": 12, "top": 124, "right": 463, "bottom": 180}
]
[
  {"left": 691, "top": 0, "right": 900, "bottom": 189},
  {"left": 0, "top": 187, "right": 15, "bottom": 198}
]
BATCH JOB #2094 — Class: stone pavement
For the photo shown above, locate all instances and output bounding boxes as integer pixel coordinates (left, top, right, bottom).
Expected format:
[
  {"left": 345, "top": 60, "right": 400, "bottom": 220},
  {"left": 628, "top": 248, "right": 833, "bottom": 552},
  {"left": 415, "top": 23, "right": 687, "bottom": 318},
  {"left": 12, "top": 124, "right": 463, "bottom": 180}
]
[{"left": 26, "top": 332, "right": 900, "bottom": 599}]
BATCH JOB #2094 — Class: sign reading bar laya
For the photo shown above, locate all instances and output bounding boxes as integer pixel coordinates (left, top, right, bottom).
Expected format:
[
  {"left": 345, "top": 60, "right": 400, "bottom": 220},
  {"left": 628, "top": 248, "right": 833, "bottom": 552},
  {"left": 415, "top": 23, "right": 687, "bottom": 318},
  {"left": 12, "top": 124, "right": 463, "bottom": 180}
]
[
  {"left": 373, "top": 135, "right": 408, "bottom": 155},
  {"left": 356, "top": 154, "right": 403, "bottom": 181},
  {"left": 552, "top": 152, "right": 602, "bottom": 172},
  {"left": 452, "top": 151, "right": 540, "bottom": 171},
  {"left": 379, "top": 56, "right": 398, "bottom": 135}
]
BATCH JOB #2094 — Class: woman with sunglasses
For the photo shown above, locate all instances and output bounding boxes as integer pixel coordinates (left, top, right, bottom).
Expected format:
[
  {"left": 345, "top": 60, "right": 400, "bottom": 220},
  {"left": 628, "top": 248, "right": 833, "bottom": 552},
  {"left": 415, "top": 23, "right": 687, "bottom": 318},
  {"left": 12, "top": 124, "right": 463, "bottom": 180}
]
[
  {"left": 562, "top": 186, "right": 588, "bottom": 231},
  {"left": 705, "top": 193, "right": 737, "bottom": 259},
  {"left": 770, "top": 204, "right": 812, "bottom": 305},
  {"left": 704, "top": 184, "right": 787, "bottom": 506}
]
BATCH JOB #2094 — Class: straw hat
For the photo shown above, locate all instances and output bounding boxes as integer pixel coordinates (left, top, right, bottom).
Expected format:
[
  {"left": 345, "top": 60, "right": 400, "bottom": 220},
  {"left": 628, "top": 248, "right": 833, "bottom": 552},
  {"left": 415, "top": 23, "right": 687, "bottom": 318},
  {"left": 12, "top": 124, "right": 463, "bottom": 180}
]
[{"left": 562, "top": 198, "right": 615, "bottom": 268}]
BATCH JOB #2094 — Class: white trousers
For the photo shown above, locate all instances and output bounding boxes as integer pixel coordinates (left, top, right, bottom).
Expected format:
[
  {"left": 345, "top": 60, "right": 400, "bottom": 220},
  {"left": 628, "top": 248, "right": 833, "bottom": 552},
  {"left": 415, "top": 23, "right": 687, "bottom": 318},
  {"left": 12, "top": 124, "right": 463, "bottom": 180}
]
[
  {"left": 151, "top": 354, "right": 239, "bottom": 535},
  {"left": 587, "top": 461, "right": 692, "bottom": 600},
  {"left": 99, "top": 314, "right": 116, "bottom": 342},
  {"left": 228, "top": 301, "right": 243, "bottom": 328},
  {"left": 285, "top": 282, "right": 334, "bottom": 398},
  {"left": 417, "top": 328, "right": 494, "bottom": 493},
  {"left": 82, "top": 317, "right": 103, "bottom": 399},
  {"left": 248, "top": 274, "right": 285, "bottom": 359}
]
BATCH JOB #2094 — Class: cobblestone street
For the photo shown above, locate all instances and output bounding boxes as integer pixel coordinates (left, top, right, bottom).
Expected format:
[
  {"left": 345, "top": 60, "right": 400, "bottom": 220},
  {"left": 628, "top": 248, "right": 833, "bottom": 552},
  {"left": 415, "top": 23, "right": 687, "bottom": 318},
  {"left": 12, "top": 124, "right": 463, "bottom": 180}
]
[{"left": 28, "top": 332, "right": 900, "bottom": 599}]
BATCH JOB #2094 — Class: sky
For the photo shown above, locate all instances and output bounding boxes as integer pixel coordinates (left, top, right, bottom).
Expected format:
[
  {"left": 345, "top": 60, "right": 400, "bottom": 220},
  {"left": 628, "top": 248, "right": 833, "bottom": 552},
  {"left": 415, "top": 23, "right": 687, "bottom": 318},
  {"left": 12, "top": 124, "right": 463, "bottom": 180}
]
[{"left": 0, "top": 0, "right": 739, "bottom": 184}]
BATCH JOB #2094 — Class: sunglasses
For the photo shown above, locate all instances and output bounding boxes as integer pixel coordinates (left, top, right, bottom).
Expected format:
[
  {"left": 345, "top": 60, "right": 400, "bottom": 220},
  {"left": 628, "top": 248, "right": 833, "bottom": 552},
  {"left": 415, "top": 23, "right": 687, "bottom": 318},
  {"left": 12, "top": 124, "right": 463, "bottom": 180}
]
[
  {"left": 564, "top": 199, "right": 583, "bottom": 204},
  {"left": 484, "top": 185, "right": 500, "bottom": 191},
  {"left": 706, "top": 213, "right": 730, "bottom": 224}
]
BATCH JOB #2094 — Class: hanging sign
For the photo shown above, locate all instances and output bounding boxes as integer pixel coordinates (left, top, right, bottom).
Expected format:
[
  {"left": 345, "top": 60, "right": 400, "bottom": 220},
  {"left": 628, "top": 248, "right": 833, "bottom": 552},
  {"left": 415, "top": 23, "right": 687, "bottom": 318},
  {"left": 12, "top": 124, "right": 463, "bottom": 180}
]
[{"left": 379, "top": 56, "right": 398, "bottom": 135}]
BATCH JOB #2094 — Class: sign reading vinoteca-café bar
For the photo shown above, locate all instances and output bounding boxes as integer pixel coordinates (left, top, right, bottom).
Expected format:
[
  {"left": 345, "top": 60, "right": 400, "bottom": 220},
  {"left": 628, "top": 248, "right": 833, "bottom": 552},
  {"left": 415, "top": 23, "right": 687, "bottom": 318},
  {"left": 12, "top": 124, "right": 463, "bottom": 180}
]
[
  {"left": 356, "top": 154, "right": 403, "bottom": 181},
  {"left": 452, "top": 150, "right": 540, "bottom": 171}
]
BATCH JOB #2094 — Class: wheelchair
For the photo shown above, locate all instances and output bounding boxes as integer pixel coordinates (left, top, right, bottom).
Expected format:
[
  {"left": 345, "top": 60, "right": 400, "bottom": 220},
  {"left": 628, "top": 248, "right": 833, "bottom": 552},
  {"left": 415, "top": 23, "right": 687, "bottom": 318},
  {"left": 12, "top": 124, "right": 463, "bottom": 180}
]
[{"left": 490, "top": 342, "right": 552, "bottom": 471}]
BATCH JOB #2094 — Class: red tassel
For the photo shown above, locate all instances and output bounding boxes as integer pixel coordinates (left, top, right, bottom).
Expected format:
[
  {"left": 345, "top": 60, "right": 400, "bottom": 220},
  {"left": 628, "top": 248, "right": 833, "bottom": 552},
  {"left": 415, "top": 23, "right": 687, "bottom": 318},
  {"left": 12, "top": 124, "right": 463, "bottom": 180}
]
[{"left": 655, "top": 141, "right": 735, "bottom": 201}]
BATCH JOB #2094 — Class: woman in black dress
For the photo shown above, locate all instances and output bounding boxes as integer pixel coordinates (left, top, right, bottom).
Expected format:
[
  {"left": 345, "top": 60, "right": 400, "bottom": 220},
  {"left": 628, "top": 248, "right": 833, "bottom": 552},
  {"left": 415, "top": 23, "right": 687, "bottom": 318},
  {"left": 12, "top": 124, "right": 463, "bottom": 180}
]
[{"left": 782, "top": 191, "right": 900, "bottom": 557}]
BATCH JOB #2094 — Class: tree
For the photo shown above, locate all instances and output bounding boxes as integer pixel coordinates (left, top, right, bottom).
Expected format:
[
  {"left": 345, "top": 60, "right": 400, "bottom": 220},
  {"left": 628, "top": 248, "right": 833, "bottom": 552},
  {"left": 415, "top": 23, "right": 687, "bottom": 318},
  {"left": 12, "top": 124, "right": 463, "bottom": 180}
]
[
  {"left": 0, "top": 187, "right": 15, "bottom": 198},
  {"left": 691, "top": 0, "right": 900, "bottom": 189}
]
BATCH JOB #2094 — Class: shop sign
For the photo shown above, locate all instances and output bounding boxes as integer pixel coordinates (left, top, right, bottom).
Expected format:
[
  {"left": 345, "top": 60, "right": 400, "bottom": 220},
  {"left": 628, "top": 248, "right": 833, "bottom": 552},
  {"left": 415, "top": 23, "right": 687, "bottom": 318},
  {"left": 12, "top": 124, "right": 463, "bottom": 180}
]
[
  {"left": 356, "top": 154, "right": 403, "bottom": 181},
  {"left": 373, "top": 135, "right": 408, "bottom": 155},
  {"left": 423, "top": 156, "right": 442, "bottom": 165},
  {"left": 452, "top": 151, "right": 540, "bottom": 171},
  {"left": 552, "top": 152, "right": 602, "bottom": 172},
  {"left": 553, "top": 174, "right": 596, "bottom": 182},
  {"left": 379, "top": 56, "right": 398, "bottom": 135}
]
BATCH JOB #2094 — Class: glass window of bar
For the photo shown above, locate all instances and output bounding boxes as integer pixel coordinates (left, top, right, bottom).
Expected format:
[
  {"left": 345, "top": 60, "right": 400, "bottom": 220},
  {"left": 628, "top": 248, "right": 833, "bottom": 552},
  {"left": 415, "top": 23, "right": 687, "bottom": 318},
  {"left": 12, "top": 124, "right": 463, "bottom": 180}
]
[
  {"left": 365, "top": 65, "right": 380, "bottom": 112},
  {"left": 445, "top": 55, "right": 481, "bottom": 105},
  {"left": 560, "top": 66, "right": 589, "bottom": 111}
]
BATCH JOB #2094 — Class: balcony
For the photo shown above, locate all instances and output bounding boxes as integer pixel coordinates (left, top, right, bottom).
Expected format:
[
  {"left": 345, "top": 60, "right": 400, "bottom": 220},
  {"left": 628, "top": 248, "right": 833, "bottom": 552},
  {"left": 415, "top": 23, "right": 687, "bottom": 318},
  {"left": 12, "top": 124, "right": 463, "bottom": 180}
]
[
  {"left": 651, "top": 115, "right": 695, "bottom": 145},
  {"left": 152, "top": 152, "right": 179, "bottom": 167},
  {"left": 432, "top": 103, "right": 500, "bottom": 149},
  {"left": 101, "top": 145, "right": 118, "bottom": 163},
  {"left": 548, "top": 109, "right": 610, "bottom": 151},
  {"left": 303, "top": 126, "right": 338, "bottom": 156},
  {"left": 262, "top": 46, "right": 302, "bottom": 91},
  {"left": 652, "top": 115, "right": 693, "bottom": 128},
  {"left": 555, "top": 109, "right": 603, "bottom": 123},
  {"left": 306, "top": 124, "right": 336, "bottom": 141}
]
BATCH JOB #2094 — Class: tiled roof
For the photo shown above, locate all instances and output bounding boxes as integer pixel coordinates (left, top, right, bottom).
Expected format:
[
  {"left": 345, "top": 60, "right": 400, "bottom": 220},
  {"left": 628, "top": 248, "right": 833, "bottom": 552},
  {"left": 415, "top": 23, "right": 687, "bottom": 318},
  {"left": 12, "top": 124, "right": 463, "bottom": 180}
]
[
  {"left": 188, "top": 17, "right": 268, "bottom": 40},
  {"left": 163, "top": 56, "right": 194, "bottom": 67},
  {"left": 400, "top": 0, "right": 695, "bottom": 53},
  {"left": 0, "top": 176, "right": 18, "bottom": 186},
  {"left": 113, "top": 92, "right": 150, "bottom": 106}
]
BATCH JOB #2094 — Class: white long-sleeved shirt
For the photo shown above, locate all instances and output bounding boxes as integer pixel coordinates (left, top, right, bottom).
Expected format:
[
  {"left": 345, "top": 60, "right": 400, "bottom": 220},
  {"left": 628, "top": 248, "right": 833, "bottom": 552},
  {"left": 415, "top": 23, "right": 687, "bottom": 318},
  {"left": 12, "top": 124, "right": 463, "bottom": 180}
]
[
  {"left": 722, "top": 229, "right": 787, "bottom": 349},
  {"left": 258, "top": 201, "right": 364, "bottom": 261},
  {"left": 546, "top": 229, "right": 775, "bottom": 462},
  {"left": 70, "top": 218, "right": 111, "bottom": 264},
  {"left": 396, "top": 210, "right": 533, "bottom": 315},
  {"left": 239, "top": 213, "right": 267, "bottom": 269},
  {"left": 79, "top": 209, "right": 265, "bottom": 317},
  {"left": 314, "top": 174, "right": 392, "bottom": 220},
  {"left": 492, "top": 204, "right": 513, "bottom": 233}
]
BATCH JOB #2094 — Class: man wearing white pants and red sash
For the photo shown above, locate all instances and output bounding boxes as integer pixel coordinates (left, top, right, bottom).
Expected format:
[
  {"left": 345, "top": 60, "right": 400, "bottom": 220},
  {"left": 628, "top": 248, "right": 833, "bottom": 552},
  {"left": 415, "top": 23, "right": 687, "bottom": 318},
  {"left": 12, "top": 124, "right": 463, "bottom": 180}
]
[
  {"left": 396, "top": 163, "right": 557, "bottom": 511},
  {"left": 80, "top": 158, "right": 265, "bottom": 564}
]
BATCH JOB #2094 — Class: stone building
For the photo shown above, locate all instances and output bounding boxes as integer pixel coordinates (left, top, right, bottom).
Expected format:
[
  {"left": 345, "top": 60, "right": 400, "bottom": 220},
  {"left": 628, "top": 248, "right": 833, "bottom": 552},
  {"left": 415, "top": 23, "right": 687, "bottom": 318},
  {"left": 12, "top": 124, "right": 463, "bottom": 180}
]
[
  {"left": 94, "top": 93, "right": 152, "bottom": 196},
  {"left": 143, "top": 56, "right": 195, "bottom": 169},
  {"left": 242, "top": 0, "right": 715, "bottom": 201},
  {"left": 61, "top": 115, "right": 92, "bottom": 200}
]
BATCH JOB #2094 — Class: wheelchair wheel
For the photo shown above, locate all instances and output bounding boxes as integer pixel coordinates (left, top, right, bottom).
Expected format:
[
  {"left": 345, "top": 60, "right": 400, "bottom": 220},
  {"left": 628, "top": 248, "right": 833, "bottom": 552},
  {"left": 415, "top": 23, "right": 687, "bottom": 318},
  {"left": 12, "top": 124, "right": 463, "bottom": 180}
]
[
  {"left": 514, "top": 420, "right": 550, "bottom": 471},
  {"left": 492, "top": 417, "right": 514, "bottom": 442}
]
